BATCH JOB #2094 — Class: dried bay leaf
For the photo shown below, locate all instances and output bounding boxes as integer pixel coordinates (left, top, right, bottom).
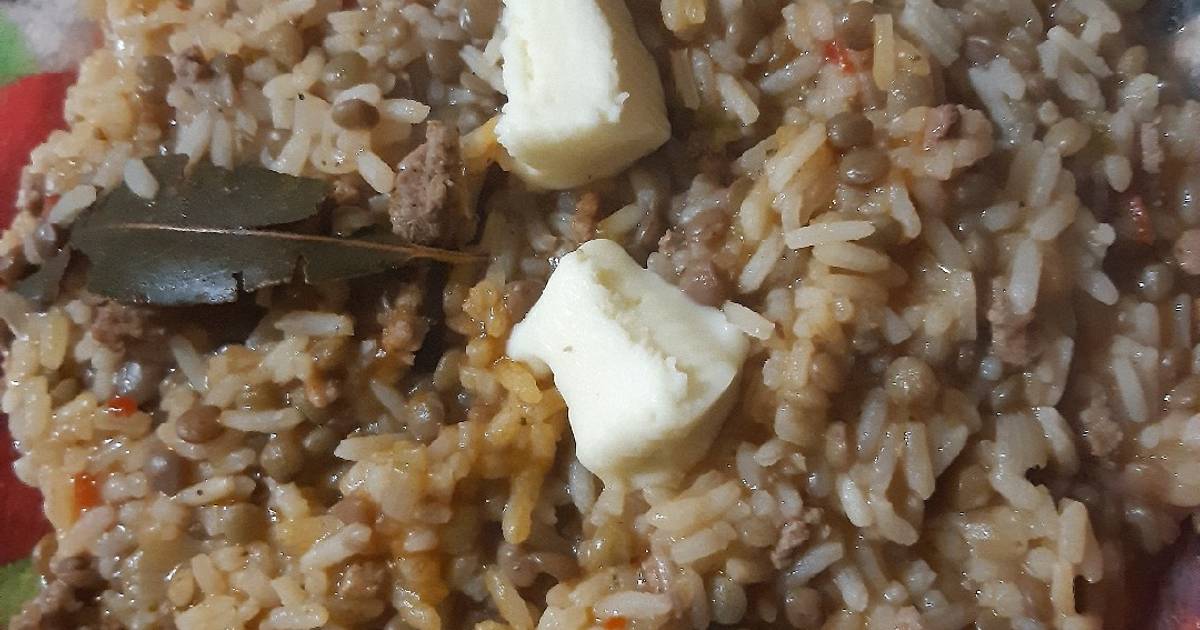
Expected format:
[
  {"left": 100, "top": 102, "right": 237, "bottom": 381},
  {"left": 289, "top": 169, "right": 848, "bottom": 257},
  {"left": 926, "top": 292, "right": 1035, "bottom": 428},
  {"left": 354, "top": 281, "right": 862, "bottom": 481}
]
[
  {"left": 79, "top": 155, "right": 330, "bottom": 229},
  {"left": 75, "top": 224, "right": 476, "bottom": 305},
  {"left": 13, "top": 250, "right": 70, "bottom": 305},
  {"left": 17, "top": 155, "right": 480, "bottom": 306}
]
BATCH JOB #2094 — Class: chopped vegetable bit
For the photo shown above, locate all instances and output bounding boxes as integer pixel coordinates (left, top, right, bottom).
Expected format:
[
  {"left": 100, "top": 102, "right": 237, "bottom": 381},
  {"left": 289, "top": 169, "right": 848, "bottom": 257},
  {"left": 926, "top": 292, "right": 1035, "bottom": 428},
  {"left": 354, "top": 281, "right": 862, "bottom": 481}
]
[
  {"left": 1127, "top": 194, "right": 1154, "bottom": 245},
  {"left": 72, "top": 472, "right": 101, "bottom": 519},
  {"left": 104, "top": 395, "right": 138, "bottom": 417},
  {"left": 602, "top": 616, "right": 628, "bottom": 630},
  {"left": 824, "top": 40, "right": 858, "bottom": 73}
]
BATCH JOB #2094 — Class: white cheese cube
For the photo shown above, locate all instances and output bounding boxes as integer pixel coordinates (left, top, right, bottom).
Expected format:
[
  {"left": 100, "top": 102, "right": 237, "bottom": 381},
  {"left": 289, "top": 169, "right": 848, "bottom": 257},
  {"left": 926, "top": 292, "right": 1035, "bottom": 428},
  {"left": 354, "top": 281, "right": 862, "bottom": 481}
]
[
  {"left": 495, "top": 0, "right": 671, "bottom": 190},
  {"left": 506, "top": 239, "right": 750, "bottom": 486}
]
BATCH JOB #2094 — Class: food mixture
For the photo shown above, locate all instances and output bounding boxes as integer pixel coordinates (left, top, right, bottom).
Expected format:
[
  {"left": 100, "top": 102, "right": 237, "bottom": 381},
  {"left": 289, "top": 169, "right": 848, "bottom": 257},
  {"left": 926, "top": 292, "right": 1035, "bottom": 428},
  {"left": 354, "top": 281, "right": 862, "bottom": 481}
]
[{"left": 4, "top": 0, "right": 1200, "bottom": 627}]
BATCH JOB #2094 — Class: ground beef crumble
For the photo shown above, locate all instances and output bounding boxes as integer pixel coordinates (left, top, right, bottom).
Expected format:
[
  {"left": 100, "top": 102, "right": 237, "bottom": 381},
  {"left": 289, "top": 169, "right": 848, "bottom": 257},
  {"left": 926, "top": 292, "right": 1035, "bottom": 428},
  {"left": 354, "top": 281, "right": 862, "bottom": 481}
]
[
  {"left": 378, "top": 284, "right": 429, "bottom": 362},
  {"left": 8, "top": 578, "right": 106, "bottom": 630},
  {"left": 986, "top": 286, "right": 1037, "bottom": 366},
  {"left": 570, "top": 191, "right": 602, "bottom": 243},
  {"left": 88, "top": 299, "right": 163, "bottom": 353},
  {"left": 389, "top": 122, "right": 474, "bottom": 248},
  {"left": 771, "top": 520, "right": 811, "bottom": 569},
  {"left": 1076, "top": 393, "right": 1123, "bottom": 458}
]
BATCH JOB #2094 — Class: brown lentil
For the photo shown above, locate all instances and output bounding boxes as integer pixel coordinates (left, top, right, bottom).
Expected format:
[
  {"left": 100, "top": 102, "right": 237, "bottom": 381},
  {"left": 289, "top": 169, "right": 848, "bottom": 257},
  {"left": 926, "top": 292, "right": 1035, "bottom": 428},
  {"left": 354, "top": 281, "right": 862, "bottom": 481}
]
[
  {"left": 323, "top": 52, "right": 369, "bottom": 90},
  {"left": 302, "top": 425, "right": 340, "bottom": 455},
  {"left": 1167, "top": 375, "right": 1200, "bottom": 410},
  {"left": 461, "top": 0, "right": 502, "bottom": 40},
  {"left": 49, "top": 556, "right": 104, "bottom": 592},
  {"left": 888, "top": 74, "right": 933, "bottom": 112},
  {"left": 1107, "top": 0, "right": 1147, "bottom": 12},
  {"left": 0, "top": 252, "right": 27, "bottom": 286},
  {"left": 678, "top": 260, "right": 732, "bottom": 307},
  {"left": 408, "top": 391, "right": 446, "bottom": 444},
  {"left": 950, "top": 172, "right": 997, "bottom": 209},
  {"left": 176, "top": 405, "right": 224, "bottom": 444},
  {"left": 264, "top": 128, "right": 290, "bottom": 161},
  {"left": 885, "top": 356, "right": 939, "bottom": 406},
  {"left": 1116, "top": 46, "right": 1149, "bottom": 78},
  {"left": 835, "top": 2, "right": 875, "bottom": 51},
  {"left": 211, "top": 53, "right": 244, "bottom": 85},
  {"left": 260, "top": 433, "right": 303, "bottom": 481},
  {"left": 331, "top": 495, "right": 376, "bottom": 525},
  {"left": 31, "top": 533, "right": 56, "bottom": 579},
  {"left": 208, "top": 503, "right": 268, "bottom": 544},
  {"left": 838, "top": 147, "right": 889, "bottom": 186},
  {"left": 136, "top": 55, "right": 174, "bottom": 96},
  {"left": 989, "top": 376, "right": 1024, "bottom": 412},
  {"left": 1176, "top": 165, "right": 1200, "bottom": 225},
  {"left": 963, "top": 34, "right": 999, "bottom": 65},
  {"left": 825, "top": 111, "right": 874, "bottom": 150},
  {"left": 264, "top": 25, "right": 304, "bottom": 66},
  {"left": 1136, "top": 262, "right": 1175, "bottom": 302},
  {"left": 1000, "top": 35, "right": 1038, "bottom": 71},
  {"left": 331, "top": 99, "right": 381, "bottom": 130},
  {"left": 114, "top": 360, "right": 162, "bottom": 404},
  {"left": 143, "top": 449, "right": 184, "bottom": 495},
  {"left": 1175, "top": 229, "right": 1200, "bottom": 275},
  {"left": 32, "top": 222, "right": 62, "bottom": 261},
  {"left": 425, "top": 38, "right": 464, "bottom": 81},
  {"left": 336, "top": 561, "right": 388, "bottom": 599},
  {"left": 236, "top": 382, "right": 282, "bottom": 411},
  {"left": 371, "top": 17, "right": 409, "bottom": 49},
  {"left": 861, "top": 215, "right": 902, "bottom": 250},
  {"left": 502, "top": 279, "right": 545, "bottom": 322}
]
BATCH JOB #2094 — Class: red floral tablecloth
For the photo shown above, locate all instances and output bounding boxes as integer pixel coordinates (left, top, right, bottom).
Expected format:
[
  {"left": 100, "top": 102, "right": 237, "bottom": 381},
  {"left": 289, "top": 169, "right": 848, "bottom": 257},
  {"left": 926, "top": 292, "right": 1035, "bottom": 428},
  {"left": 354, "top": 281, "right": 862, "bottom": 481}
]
[{"left": 0, "top": 71, "right": 73, "bottom": 618}]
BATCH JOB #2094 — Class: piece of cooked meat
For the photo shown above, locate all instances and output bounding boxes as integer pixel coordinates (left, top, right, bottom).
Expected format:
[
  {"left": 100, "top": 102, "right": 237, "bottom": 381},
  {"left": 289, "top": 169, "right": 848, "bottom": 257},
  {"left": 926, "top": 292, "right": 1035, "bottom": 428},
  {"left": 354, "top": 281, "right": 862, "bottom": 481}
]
[{"left": 388, "top": 121, "right": 475, "bottom": 248}]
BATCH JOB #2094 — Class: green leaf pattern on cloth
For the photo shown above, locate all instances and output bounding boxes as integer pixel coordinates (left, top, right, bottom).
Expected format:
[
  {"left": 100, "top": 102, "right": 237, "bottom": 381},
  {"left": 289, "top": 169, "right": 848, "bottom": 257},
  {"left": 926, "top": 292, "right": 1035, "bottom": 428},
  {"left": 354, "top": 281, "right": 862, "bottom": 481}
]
[
  {"left": 0, "top": 13, "right": 38, "bottom": 86},
  {"left": 0, "top": 560, "right": 39, "bottom": 621}
]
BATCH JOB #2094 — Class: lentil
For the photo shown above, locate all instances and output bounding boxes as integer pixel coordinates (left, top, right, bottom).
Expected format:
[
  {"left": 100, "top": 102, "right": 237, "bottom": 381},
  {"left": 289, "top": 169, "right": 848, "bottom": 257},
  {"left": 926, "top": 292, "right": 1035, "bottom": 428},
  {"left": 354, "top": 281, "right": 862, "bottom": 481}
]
[
  {"left": 408, "top": 390, "right": 446, "bottom": 444},
  {"left": 261, "top": 432, "right": 303, "bottom": 481},
  {"left": 679, "top": 260, "right": 732, "bottom": 307},
  {"left": 950, "top": 172, "right": 997, "bottom": 209},
  {"left": 885, "top": 356, "right": 938, "bottom": 406},
  {"left": 425, "top": 38, "right": 464, "bottom": 81},
  {"left": 49, "top": 556, "right": 104, "bottom": 592},
  {"left": 0, "top": 252, "right": 27, "bottom": 285},
  {"left": 331, "top": 496, "right": 376, "bottom": 525},
  {"left": 336, "top": 561, "right": 388, "bottom": 599},
  {"left": 176, "top": 405, "right": 224, "bottom": 444},
  {"left": 888, "top": 74, "right": 933, "bottom": 112},
  {"left": 1136, "top": 263, "right": 1175, "bottom": 302},
  {"left": 1175, "top": 229, "right": 1200, "bottom": 275},
  {"left": 211, "top": 53, "right": 244, "bottom": 84},
  {"left": 838, "top": 147, "right": 889, "bottom": 186},
  {"left": 461, "top": 0, "right": 502, "bottom": 40},
  {"left": 264, "top": 25, "right": 304, "bottom": 66},
  {"left": 331, "top": 99, "right": 381, "bottom": 130},
  {"left": 32, "top": 222, "right": 62, "bottom": 261},
  {"left": 963, "top": 34, "right": 999, "bottom": 65},
  {"left": 835, "top": 2, "right": 875, "bottom": 51},
  {"left": 1176, "top": 165, "right": 1200, "bottom": 226},
  {"left": 1167, "top": 376, "right": 1200, "bottom": 410},
  {"left": 323, "top": 52, "right": 370, "bottom": 90},
  {"left": 302, "top": 425, "right": 340, "bottom": 455},
  {"left": 826, "top": 111, "right": 873, "bottom": 150},
  {"left": 114, "top": 360, "right": 162, "bottom": 404},
  {"left": 143, "top": 450, "right": 184, "bottom": 495},
  {"left": 236, "top": 382, "right": 282, "bottom": 411},
  {"left": 136, "top": 55, "right": 174, "bottom": 96}
]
